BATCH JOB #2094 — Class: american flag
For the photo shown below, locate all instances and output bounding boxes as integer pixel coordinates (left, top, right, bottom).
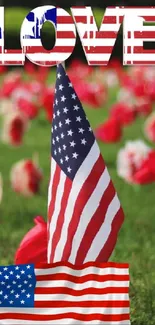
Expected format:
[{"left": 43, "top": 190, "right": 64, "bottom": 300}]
[
  {"left": 47, "top": 64, "right": 124, "bottom": 264},
  {"left": 0, "top": 262, "right": 130, "bottom": 324}
]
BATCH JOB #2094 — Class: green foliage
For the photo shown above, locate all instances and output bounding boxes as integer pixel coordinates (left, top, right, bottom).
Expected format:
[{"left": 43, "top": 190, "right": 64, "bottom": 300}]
[
  {"left": 0, "top": 72, "right": 155, "bottom": 324},
  {"left": 4, "top": 7, "right": 105, "bottom": 34}
]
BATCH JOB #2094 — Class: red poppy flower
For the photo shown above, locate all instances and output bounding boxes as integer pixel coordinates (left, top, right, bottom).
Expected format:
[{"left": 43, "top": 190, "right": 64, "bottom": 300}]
[
  {"left": 95, "top": 118, "right": 122, "bottom": 143},
  {"left": 110, "top": 102, "right": 136, "bottom": 126}
]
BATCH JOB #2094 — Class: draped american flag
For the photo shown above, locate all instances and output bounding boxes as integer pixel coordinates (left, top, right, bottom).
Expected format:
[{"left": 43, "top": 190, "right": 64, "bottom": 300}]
[
  {"left": 47, "top": 64, "right": 124, "bottom": 264},
  {"left": 0, "top": 262, "right": 130, "bottom": 324}
]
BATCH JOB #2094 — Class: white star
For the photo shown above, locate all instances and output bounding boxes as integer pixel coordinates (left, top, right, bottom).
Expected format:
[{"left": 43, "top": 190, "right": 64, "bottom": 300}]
[
  {"left": 65, "top": 118, "right": 71, "bottom": 125},
  {"left": 15, "top": 294, "right": 20, "bottom": 299},
  {"left": 54, "top": 150, "right": 57, "bottom": 155},
  {"left": 0, "top": 291, "right": 3, "bottom": 295},
  {"left": 74, "top": 105, "right": 80, "bottom": 111},
  {"left": 9, "top": 271, "right": 13, "bottom": 275},
  {"left": 59, "top": 122, "right": 62, "bottom": 128},
  {"left": 21, "top": 300, "right": 25, "bottom": 305},
  {"left": 53, "top": 139, "right": 55, "bottom": 145},
  {"left": 60, "top": 159, "right": 63, "bottom": 164},
  {"left": 58, "top": 147, "right": 61, "bottom": 153},
  {"left": 0, "top": 272, "right": 2, "bottom": 275},
  {"left": 27, "top": 294, "right": 31, "bottom": 298},
  {"left": 4, "top": 295, "right": 8, "bottom": 299},
  {"left": 18, "top": 285, "right": 22, "bottom": 288},
  {"left": 10, "top": 290, "right": 14, "bottom": 294},
  {"left": 0, "top": 301, "right": 2, "bottom": 304},
  {"left": 57, "top": 110, "right": 60, "bottom": 116},
  {"left": 53, "top": 113, "right": 55, "bottom": 119},
  {"left": 54, "top": 125, "right": 57, "bottom": 130},
  {"left": 26, "top": 265, "right": 31, "bottom": 269},
  {"left": 63, "top": 144, "right": 67, "bottom": 150},
  {"left": 72, "top": 152, "right": 78, "bottom": 159},
  {"left": 57, "top": 73, "right": 61, "bottom": 79},
  {"left": 4, "top": 275, "right": 9, "bottom": 280},
  {"left": 70, "top": 141, "right": 76, "bottom": 147},
  {"left": 61, "top": 95, "right": 66, "bottom": 102},
  {"left": 1, "top": 281, "right": 5, "bottom": 285},
  {"left": 59, "top": 84, "right": 64, "bottom": 91},
  {"left": 67, "top": 129, "right": 73, "bottom": 136},
  {"left": 9, "top": 300, "right": 13, "bottom": 305},
  {"left": 28, "top": 275, "right": 32, "bottom": 279},
  {"left": 68, "top": 82, "right": 73, "bottom": 87},
  {"left": 76, "top": 116, "right": 82, "bottom": 122},
  {"left": 61, "top": 133, "right": 64, "bottom": 139},
  {"left": 54, "top": 88, "right": 57, "bottom": 93},
  {"left": 72, "top": 93, "right": 76, "bottom": 100},
  {"left": 79, "top": 128, "right": 84, "bottom": 134},
  {"left": 20, "top": 268, "right": 24, "bottom": 274},
  {"left": 7, "top": 285, "right": 11, "bottom": 289},
  {"left": 3, "top": 267, "right": 8, "bottom": 271},
  {"left": 21, "top": 289, "right": 26, "bottom": 293},
  {"left": 24, "top": 281, "right": 28, "bottom": 284},
  {"left": 65, "top": 156, "right": 69, "bottom": 162},
  {"left": 15, "top": 266, "right": 19, "bottom": 270},
  {"left": 63, "top": 107, "right": 68, "bottom": 113},
  {"left": 56, "top": 136, "right": 59, "bottom": 142},
  {"left": 81, "top": 138, "right": 87, "bottom": 145},
  {"left": 29, "top": 284, "right": 32, "bottom": 288},
  {"left": 16, "top": 275, "right": 20, "bottom": 279},
  {"left": 89, "top": 126, "right": 92, "bottom": 132},
  {"left": 13, "top": 281, "right": 16, "bottom": 285},
  {"left": 67, "top": 167, "right": 72, "bottom": 173},
  {"left": 55, "top": 99, "right": 58, "bottom": 106}
]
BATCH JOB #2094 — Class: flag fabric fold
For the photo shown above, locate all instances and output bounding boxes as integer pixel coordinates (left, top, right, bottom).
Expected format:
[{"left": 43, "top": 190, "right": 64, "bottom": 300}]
[
  {"left": 47, "top": 64, "right": 124, "bottom": 264},
  {"left": 0, "top": 262, "right": 130, "bottom": 324}
]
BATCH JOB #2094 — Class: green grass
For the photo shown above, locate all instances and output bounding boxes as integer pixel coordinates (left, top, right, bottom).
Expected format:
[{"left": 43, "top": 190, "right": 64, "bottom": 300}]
[{"left": 0, "top": 71, "right": 155, "bottom": 324}]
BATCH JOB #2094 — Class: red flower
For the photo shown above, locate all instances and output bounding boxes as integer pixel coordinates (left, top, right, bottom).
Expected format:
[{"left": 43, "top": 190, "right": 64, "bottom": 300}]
[
  {"left": 95, "top": 118, "right": 122, "bottom": 143},
  {"left": 10, "top": 157, "right": 43, "bottom": 196},
  {"left": 68, "top": 59, "right": 93, "bottom": 81},
  {"left": 110, "top": 102, "right": 136, "bottom": 126},
  {"left": 135, "top": 97, "right": 152, "bottom": 116},
  {"left": 133, "top": 150, "right": 155, "bottom": 184},
  {"left": 15, "top": 216, "right": 47, "bottom": 264},
  {"left": 75, "top": 81, "right": 107, "bottom": 108},
  {"left": 145, "top": 113, "right": 155, "bottom": 142},
  {"left": 17, "top": 98, "right": 39, "bottom": 120},
  {"left": 1, "top": 111, "right": 28, "bottom": 146},
  {"left": 40, "top": 87, "right": 54, "bottom": 122}
]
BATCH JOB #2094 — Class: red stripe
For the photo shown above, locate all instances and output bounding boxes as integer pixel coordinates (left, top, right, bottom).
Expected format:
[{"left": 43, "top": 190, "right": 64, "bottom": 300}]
[
  {"left": 127, "top": 46, "right": 155, "bottom": 54},
  {"left": 49, "top": 177, "right": 72, "bottom": 263},
  {"left": 48, "top": 164, "right": 61, "bottom": 223},
  {"left": 25, "top": 46, "right": 74, "bottom": 54},
  {"left": 88, "top": 61, "right": 109, "bottom": 65},
  {"left": 0, "top": 313, "right": 130, "bottom": 321},
  {"left": 35, "top": 300, "right": 130, "bottom": 308},
  {"left": 75, "top": 181, "right": 116, "bottom": 264},
  {"left": 125, "top": 60, "right": 155, "bottom": 64},
  {"left": 57, "top": 16, "right": 74, "bottom": 24},
  {"left": 83, "top": 31, "right": 118, "bottom": 39},
  {"left": 35, "top": 262, "right": 129, "bottom": 269},
  {"left": 96, "top": 207, "right": 124, "bottom": 262},
  {"left": 61, "top": 155, "right": 105, "bottom": 261},
  {"left": 57, "top": 31, "right": 76, "bottom": 38},
  {"left": 36, "top": 273, "right": 129, "bottom": 282},
  {"left": 85, "top": 46, "right": 113, "bottom": 54},
  {"left": 73, "top": 16, "right": 94, "bottom": 24},
  {"left": 134, "top": 31, "right": 155, "bottom": 38},
  {"left": 35, "top": 286, "right": 129, "bottom": 296}
]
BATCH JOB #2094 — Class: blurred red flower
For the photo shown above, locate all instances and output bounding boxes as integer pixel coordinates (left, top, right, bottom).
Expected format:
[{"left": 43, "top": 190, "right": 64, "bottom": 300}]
[{"left": 95, "top": 118, "right": 122, "bottom": 143}]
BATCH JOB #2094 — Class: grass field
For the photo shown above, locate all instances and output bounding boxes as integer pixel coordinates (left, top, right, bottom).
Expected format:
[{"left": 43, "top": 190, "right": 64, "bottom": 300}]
[{"left": 0, "top": 71, "right": 155, "bottom": 325}]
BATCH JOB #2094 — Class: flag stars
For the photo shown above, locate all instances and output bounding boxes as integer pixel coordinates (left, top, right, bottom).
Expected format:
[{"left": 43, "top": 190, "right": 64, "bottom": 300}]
[
  {"left": 56, "top": 136, "right": 59, "bottom": 142},
  {"left": 21, "top": 300, "right": 25, "bottom": 305},
  {"left": 4, "top": 295, "right": 8, "bottom": 300},
  {"left": 63, "top": 107, "right": 68, "bottom": 114},
  {"left": 0, "top": 291, "right": 3, "bottom": 295},
  {"left": 61, "top": 133, "right": 64, "bottom": 139},
  {"left": 9, "top": 300, "right": 13, "bottom": 305},
  {"left": 54, "top": 125, "right": 57, "bottom": 130},
  {"left": 76, "top": 116, "right": 82, "bottom": 122},
  {"left": 65, "top": 118, "right": 71, "bottom": 125},
  {"left": 63, "top": 144, "right": 67, "bottom": 150},
  {"left": 9, "top": 271, "right": 13, "bottom": 275},
  {"left": 73, "top": 152, "right": 78, "bottom": 159},
  {"left": 57, "top": 73, "right": 61, "bottom": 79},
  {"left": 58, "top": 147, "right": 61, "bottom": 153},
  {"left": 15, "top": 294, "right": 20, "bottom": 299},
  {"left": 16, "top": 275, "right": 20, "bottom": 279},
  {"left": 59, "top": 84, "right": 64, "bottom": 91},
  {"left": 65, "top": 156, "right": 69, "bottom": 162},
  {"left": 67, "top": 166, "right": 72, "bottom": 173},
  {"left": 67, "top": 129, "right": 73, "bottom": 136},
  {"left": 68, "top": 82, "right": 73, "bottom": 87},
  {"left": 54, "top": 150, "right": 57, "bottom": 155},
  {"left": 60, "top": 159, "right": 63, "bottom": 164},
  {"left": 71, "top": 93, "right": 76, "bottom": 100},
  {"left": 81, "top": 138, "right": 87, "bottom": 145},
  {"left": 26, "top": 265, "right": 31, "bottom": 269},
  {"left": 26, "top": 294, "right": 31, "bottom": 298},
  {"left": 61, "top": 95, "right": 66, "bottom": 102},
  {"left": 57, "top": 110, "right": 60, "bottom": 116},
  {"left": 74, "top": 105, "right": 80, "bottom": 111},
  {"left": 59, "top": 121, "right": 63, "bottom": 128},
  {"left": 55, "top": 99, "right": 58, "bottom": 105},
  {"left": 4, "top": 275, "right": 9, "bottom": 280},
  {"left": 3, "top": 267, "right": 8, "bottom": 271},
  {"left": 70, "top": 141, "right": 76, "bottom": 147},
  {"left": 79, "top": 128, "right": 84, "bottom": 134}
]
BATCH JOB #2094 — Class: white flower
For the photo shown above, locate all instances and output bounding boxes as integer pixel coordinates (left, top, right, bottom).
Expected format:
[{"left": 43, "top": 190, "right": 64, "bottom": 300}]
[{"left": 117, "top": 140, "right": 151, "bottom": 182}]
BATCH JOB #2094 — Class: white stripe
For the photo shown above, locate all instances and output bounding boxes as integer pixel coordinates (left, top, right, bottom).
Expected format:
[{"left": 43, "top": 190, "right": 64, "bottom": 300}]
[
  {"left": 85, "top": 195, "right": 121, "bottom": 262},
  {"left": 57, "top": 24, "right": 76, "bottom": 33},
  {"left": 124, "top": 53, "right": 155, "bottom": 61},
  {"left": 71, "top": 7, "right": 155, "bottom": 16},
  {"left": 35, "top": 266, "right": 129, "bottom": 276},
  {"left": 47, "top": 159, "right": 56, "bottom": 208},
  {"left": 35, "top": 293, "right": 129, "bottom": 301},
  {"left": 22, "top": 39, "right": 76, "bottom": 46},
  {"left": 0, "top": 53, "right": 70, "bottom": 61},
  {"left": 47, "top": 169, "right": 66, "bottom": 263},
  {"left": 53, "top": 142, "right": 100, "bottom": 262},
  {"left": 0, "top": 307, "right": 130, "bottom": 315},
  {"left": 69, "top": 167, "right": 110, "bottom": 263},
  {"left": 0, "top": 320, "right": 131, "bottom": 325},
  {"left": 36, "top": 280, "right": 129, "bottom": 289}
]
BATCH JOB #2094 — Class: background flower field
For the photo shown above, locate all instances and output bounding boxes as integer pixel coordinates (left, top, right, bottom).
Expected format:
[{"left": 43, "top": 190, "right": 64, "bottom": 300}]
[{"left": 0, "top": 7, "right": 155, "bottom": 325}]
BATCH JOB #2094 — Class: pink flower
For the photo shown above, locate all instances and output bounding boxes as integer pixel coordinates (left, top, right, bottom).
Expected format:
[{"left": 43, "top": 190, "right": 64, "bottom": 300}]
[
  {"left": 117, "top": 140, "right": 151, "bottom": 183},
  {"left": 15, "top": 216, "right": 47, "bottom": 264},
  {"left": 95, "top": 118, "right": 122, "bottom": 143},
  {"left": 10, "top": 156, "right": 43, "bottom": 196},
  {"left": 1, "top": 111, "right": 28, "bottom": 146},
  {"left": 75, "top": 81, "right": 107, "bottom": 108},
  {"left": 40, "top": 87, "right": 54, "bottom": 122},
  {"left": 110, "top": 102, "right": 136, "bottom": 126},
  {"left": 145, "top": 112, "right": 155, "bottom": 142}
]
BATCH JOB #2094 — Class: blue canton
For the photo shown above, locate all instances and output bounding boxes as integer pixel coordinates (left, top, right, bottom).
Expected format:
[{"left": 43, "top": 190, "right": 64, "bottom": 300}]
[
  {"left": 0, "top": 264, "right": 36, "bottom": 308},
  {"left": 52, "top": 64, "right": 95, "bottom": 180}
]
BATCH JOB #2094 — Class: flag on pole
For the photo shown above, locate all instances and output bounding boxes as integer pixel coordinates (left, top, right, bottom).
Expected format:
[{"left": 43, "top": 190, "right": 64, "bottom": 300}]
[
  {"left": 0, "top": 262, "right": 130, "bottom": 324},
  {"left": 47, "top": 64, "right": 124, "bottom": 264}
]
